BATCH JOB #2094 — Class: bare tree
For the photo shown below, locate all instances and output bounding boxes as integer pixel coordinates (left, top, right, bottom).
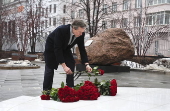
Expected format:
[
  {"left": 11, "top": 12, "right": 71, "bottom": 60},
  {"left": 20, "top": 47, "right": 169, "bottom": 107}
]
[
  {"left": 65, "top": 0, "right": 116, "bottom": 37},
  {"left": 0, "top": 0, "right": 47, "bottom": 59},
  {"left": 19, "top": 0, "right": 46, "bottom": 54},
  {"left": 0, "top": 2, "right": 18, "bottom": 51},
  {"left": 114, "top": 2, "right": 170, "bottom": 56}
]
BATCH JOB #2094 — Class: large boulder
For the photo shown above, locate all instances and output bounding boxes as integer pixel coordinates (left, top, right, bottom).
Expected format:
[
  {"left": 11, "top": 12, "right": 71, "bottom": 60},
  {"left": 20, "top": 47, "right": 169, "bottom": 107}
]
[{"left": 76, "top": 28, "right": 135, "bottom": 65}]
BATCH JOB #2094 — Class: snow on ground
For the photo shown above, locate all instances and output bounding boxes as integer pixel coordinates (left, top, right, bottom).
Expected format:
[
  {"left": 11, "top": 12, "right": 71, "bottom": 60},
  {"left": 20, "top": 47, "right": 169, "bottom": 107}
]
[
  {"left": 121, "top": 58, "right": 170, "bottom": 72},
  {"left": 0, "top": 59, "right": 38, "bottom": 67}
]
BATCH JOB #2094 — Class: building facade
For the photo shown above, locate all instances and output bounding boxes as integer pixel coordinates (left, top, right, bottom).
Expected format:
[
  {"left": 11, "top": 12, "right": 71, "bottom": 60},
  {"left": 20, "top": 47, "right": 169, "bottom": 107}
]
[
  {"left": 68, "top": 0, "right": 170, "bottom": 56},
  {"left": 1, "top": 0, "right": 170, "bottom": 57}
]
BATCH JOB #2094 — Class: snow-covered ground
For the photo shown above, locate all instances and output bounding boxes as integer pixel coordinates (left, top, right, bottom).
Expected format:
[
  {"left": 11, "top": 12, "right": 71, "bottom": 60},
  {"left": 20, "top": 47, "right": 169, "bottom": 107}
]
[
  {"left": 0, "top": 58, "right": 38, "bottom": 67},
  {"left": 121, "top": 58, "right": 170, "bottom": 72}
]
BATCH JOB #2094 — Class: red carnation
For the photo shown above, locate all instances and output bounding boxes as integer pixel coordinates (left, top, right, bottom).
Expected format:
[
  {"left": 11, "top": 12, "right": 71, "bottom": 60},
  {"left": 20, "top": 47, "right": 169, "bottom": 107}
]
[
  {"left": 98, "top": 69, "right": 104, "bottom": 75},
  {"left": 40, "top": 95, "right": 50, "bottom": 100}
]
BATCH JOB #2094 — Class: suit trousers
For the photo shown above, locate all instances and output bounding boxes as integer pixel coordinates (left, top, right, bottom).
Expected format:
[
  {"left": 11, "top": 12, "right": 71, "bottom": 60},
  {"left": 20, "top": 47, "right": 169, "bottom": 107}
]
[{"left": 43, "top": 49, "right": 75, "bottom": 91}]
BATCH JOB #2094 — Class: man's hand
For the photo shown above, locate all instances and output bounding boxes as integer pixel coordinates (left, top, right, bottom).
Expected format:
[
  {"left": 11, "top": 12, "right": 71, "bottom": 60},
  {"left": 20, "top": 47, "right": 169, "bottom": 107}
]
[
  {"left": 86, "top": 65, "right": 92, "bottom": 72},
  {"left": 61, "top": 63, "right": 73, "bottom": 74}
]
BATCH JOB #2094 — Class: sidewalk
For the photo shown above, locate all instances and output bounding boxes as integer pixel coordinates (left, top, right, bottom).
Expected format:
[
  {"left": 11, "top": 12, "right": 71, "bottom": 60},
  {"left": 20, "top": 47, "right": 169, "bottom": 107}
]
[{"left": 0, "top": 62, "right": 170, "bottom": 102}]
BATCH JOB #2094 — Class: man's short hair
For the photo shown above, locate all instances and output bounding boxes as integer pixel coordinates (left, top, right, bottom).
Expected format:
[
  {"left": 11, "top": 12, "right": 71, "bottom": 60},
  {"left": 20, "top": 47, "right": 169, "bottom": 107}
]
[{"left": 71, "top": 19, "right": 87, "bottom": 30}]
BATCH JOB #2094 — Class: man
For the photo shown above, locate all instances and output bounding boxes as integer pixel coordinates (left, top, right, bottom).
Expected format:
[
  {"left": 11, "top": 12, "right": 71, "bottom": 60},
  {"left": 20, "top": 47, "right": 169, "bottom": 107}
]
[{"left": 43, "top": 19, "right": 92, "bottom": 91}]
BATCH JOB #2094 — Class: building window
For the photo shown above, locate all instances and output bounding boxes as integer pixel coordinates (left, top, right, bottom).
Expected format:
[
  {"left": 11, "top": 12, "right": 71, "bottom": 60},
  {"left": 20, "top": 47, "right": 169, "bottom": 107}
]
[
  {"left": 54, "top": 4, "right": 56, "bottom": 13},
  {"left": 53, "top": 18, "right": 56, "bottom": 26},
  {"left": 112, "top": 2, "right": 117, "bottom": 12},
  {"left": 45, "top": 20, "right": 48, "bottom": 28},
  {"left": 102, "top": 21, "right": 107, "bottom": 29},
  {"left": 42, "top": 8, "right": 44, "bottom": 16},
  {"left": 71, "top": 11, "right": 75, "bottom": 19},
  {"left": 165, "top": 12, "right": 170, "bottom": 24},
  {"left": 79, "top": 9, "right": 84, "bottom": 18},
  {"left": 134, "top": 17, "right": 141, "bottom": 27},
  {"left": 103, "top": 4, "right": 107, "bottom": 14},
  {"left": 146, "top": 11, "right": 170, "bottom": 25},
  {"left": 72, "top": 0, "right": 76, "bottom": 4},
  {"left": 45, "top": 8, "right": 48, "bottom": 17},
  {"left": 135, "top": 0, "right": 142, "bottom": 8},
  {"left": 63, "top": 5, "right": 66, "bottom": 13},
  {"left": 147, "top": 0, "right": 169, "bottom": 6},
  {"left": 94, "top": 6, "right": 98, "bottom": 15},
  {"left": 155, "top": 40, "right": 159, "bottom": 55},
  {"left": 111, "top": 20, "right": 116, "bottom": 28},
  {"left": 62, "top": 17, "right": 65, "bottom": 25},
  {"left": 49, "top": 18, "right": 51, "bottom": 26},
  {"left": 49, "top": 5, "right": 52, "bottom": 13},
  {"left": 122, "top": 18, "right": 128, "bottom": 27},
  {"left": 123, "top": 0, "right": 129, "bottom": 10}
]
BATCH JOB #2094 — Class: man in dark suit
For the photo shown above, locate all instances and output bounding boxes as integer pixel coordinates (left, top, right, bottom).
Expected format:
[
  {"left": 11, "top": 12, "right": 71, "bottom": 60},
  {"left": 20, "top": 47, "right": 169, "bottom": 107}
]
[{"left": 43, "top": 19, "right": 92, "bottom": 91}]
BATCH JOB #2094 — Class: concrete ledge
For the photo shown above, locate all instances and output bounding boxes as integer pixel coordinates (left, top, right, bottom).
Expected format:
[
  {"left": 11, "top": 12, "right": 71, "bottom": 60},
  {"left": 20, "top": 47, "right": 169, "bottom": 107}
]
[{"left": 76, "top": 64, "right": 130, "bottom": 73}]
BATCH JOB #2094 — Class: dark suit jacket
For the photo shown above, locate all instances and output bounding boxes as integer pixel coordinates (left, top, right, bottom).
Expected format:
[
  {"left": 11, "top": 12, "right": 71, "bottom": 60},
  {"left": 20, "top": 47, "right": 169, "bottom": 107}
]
[{"left": 44, "top": 24, "right": 88, "bottom": 69}]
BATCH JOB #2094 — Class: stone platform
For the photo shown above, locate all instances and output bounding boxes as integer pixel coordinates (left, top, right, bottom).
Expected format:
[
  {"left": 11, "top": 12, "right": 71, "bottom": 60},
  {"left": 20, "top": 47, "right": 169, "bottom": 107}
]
[
  {"left": 76, "top": 64, "right": 130, "bottom": 73},
  {"left": 0, "top": 87, "right": 170, "bottom": 111}
]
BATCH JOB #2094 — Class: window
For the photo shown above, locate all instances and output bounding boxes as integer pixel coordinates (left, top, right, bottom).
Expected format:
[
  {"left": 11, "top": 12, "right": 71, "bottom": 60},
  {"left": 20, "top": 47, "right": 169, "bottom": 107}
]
[
  {"left": 165, "top": 12, "right": 170, "bottom": 24},
  {"left": 54, "top": 4, "right": 56, "bottom": 13},
  {"left": 155, "top": 40, "right": 159, "bottom": 55},
  {"left": 53, "top": 18, "right": 56, "bottom": 26},
  {"left": 63, "top": 5, "right": 66, "bottom": 13},
  {"left": 49, "top": 18, "right": 51, "bottom": 26},
  {"left": 102, "top": 21, "right": 107, "bottom": 29},
  {"left": 45, "top": 8, "right": 48, "bottom": 17},
  {"left": 147, "top": 0, "right": 169, "bottom": 6},
  {"left": 94, "top": 6, "right": 98, "bottom": 15},
  {"left": 62, "top": 17, "right": 65, "bottom": 25},
  {"left": 153, "top": 0, "right": 157, "bottom": 4},
  {"left": 11, "top": 20, "right": 15, "bottom": 37},
  {"left": 72, "top": 0, "right": 76, "bottom": 4},
  {"left": 71, "top": 11, "right": 75, "bottom": 19},
  {"left": 123, "top": 0, "right": 129, "bottom": 10},
  {"left": 112, "top": 2, "right": 117, "bottom": 12},
  {"left": 135, "top": 0, "right": 142, "bottom": 8},
  {"left": 103, "top": 4, "right": 107, "bottom": 14},
  {"left": 79, "top": 9, "right": 84, "bottom": 18},
  {"left": 134, "top": 17, "right": 141, "bottom": 27},
  {"left": 111, "top": 20, "right": 116, "bottom": 28},
  {"left": 45, "top": 20, "right": 48, "bottom": 28},
  {"left": 42, "top": 8, "right": 44, "bottom": 16},
  {"left": 49, "top": 5, "right": 52, "bottom": 13},
  {"left": 122, "top": 18, "right": 128, "bottom": 27},
  {"left": 146, "top": 11, "right": 170, "bottom": 25}
]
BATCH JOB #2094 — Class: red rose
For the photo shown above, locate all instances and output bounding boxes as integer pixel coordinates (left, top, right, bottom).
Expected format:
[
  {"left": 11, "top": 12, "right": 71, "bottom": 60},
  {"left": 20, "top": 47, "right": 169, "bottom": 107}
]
[
  {"left": 77, "top": 82, "right": 100, "bottom": 100},
  {"left": 58, "top": 86, "right": 79, "bottom": 102},
  {"left": 40, "top": 95, "right": 50, "bottom": 100},
  {"left": 110, "top": 79, "right": 117, "bottom": 86},
  {"left": 110, "top": 86, "right": 117, "bottom": 96},
  {"left": 98, "top": 69, "right": 104, "bottom": 75}
]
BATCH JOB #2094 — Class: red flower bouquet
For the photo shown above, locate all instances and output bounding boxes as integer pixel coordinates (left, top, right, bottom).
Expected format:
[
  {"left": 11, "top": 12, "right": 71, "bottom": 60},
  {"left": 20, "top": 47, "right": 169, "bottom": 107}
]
[
  {"left": 41, "top": 67, "right": 118, "bottom": 103},
  {"left": 58, "top": 86, "right": 79, "bottom": 102},
  {"left": 77, "top": 81, "right": 100, "bottom": 100}
]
